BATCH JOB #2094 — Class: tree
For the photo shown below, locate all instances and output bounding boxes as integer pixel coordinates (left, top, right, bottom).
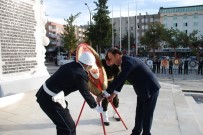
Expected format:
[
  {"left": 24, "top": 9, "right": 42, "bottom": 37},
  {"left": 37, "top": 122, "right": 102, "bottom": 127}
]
[
  {"left": 86, "top": 0, "right": 112, "bottom": 53},
  {"left": 188, "top": 30, "right": 203, "bottom": 59},
  {"left": 140, "top": 22, "right": 165, "bottom": 57},
  {"left": 163, "top": 28, "right": 187, "bottom": 58},
  {"left": 63, "top": 13, "right": 81, "bottom": 59}
]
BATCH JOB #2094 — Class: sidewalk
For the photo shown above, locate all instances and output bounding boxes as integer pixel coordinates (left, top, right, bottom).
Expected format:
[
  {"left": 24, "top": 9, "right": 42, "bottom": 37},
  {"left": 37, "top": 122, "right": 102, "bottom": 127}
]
[
  {"left": 0, "top": 63, "right": 203, "bottom": 135},
  {"left": 0, "top": 83, "right": 203, "bottom": 135}
]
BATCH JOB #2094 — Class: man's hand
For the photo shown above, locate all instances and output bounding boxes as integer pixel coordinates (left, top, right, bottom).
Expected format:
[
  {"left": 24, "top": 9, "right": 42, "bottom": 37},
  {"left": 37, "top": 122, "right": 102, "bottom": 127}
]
[
  {"left": 96, "top": 94, "right": 104, "bottom": 103},
  {"left": 108, "top": 93, "right": 117, "bottom": 102},
  {"left": 94, "top": 104, "right": 103, "bottom": 113}
]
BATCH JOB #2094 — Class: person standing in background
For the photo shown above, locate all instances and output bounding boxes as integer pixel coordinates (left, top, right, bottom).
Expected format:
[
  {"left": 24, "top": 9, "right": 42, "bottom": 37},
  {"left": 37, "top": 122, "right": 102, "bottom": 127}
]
[
  {"left": 178, "top": 59, "right": 183, "bottom": 74},
  {"left": 101, "top": 57, "right": 121, "bottom": 126},
  {"left": 198, "top": 58, "right": 203, "bottom": 75},
  {"left": 152, "top": 57, "right": 157, "bottom": 74},
  {"left": 169, "top": 59, "right": 173, "bottom": 74},
  {"left": 184, "top": 59, "right": 189, "bottom": 74},
  {"left": 161, "top": 57, "right": 168, "bottom": 74},
  {"left": 156, "top": 58, "right": 161, "bottom": 73}
]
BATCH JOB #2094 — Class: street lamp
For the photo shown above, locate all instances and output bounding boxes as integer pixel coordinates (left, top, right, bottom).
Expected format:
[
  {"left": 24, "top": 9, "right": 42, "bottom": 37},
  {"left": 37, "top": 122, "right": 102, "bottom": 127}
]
[
  {"left": 84, "top": 3, "right": 92, "bottom": 47},
  {"left": 84, "top": 3, "right": 92, "bottom": 25}
]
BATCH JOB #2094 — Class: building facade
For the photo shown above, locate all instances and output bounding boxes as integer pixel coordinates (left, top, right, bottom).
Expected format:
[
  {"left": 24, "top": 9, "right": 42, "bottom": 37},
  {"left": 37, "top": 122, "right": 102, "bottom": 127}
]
[
  {"left": 45, "top": 22, "right": 64, "bottom": 52},
  {"left": 45, "top": 22, "right": 87, "bottom": 52},
  {"left": 112, "top": 16, "right": 136, "bottom": 47},
  {"left": 111, "top": 5, "right": 203, "bottom": 57},
  {"left": 75, "top": 25, "right": 88, "bottom": 43},
  {"left": 159, "top": 5, "right": 203, "bottom": 56},
  {"left": 112, "top": 13, "right": 159, "bottom": 55},
  {"left": 160, "top": 5, "right": 203, "bottom": 36}
]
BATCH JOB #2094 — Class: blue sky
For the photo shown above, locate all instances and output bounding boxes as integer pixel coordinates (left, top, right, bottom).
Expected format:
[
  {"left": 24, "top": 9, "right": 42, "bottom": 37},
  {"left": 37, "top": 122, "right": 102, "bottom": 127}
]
[{"left": 43, "top": 0, "right": 203, "bottom": 25}]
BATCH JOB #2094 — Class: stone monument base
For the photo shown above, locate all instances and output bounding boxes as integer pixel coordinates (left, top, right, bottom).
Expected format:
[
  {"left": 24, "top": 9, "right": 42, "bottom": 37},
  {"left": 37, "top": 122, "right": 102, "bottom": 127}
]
[{"left": 0, "top": 75, "right": 49, "bottom": 97}]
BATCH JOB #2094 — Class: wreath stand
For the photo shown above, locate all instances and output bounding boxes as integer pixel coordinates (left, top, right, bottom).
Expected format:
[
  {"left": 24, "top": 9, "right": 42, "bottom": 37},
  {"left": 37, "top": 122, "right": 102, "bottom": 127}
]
[{"left": 75, "top": 100, "right": 128, "bottom": 135}]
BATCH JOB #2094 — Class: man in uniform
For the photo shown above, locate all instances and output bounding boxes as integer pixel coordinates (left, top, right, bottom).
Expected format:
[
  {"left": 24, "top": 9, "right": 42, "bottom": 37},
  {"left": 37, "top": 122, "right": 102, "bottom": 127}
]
[
  {"left": 97, "top": 47, "right": 160, "bottom": 135},
  {"left": 184, "top": 58, "right": 189, "bottom": 74},
  {"left": 101, "top": 56, "right": 120, "bottom": 126},
  {"left": 168, "top": 58, "right": 173, "bottom": 74},
  {"left": 156, "top": 58, "right": 161, "bottom": 73},
  {"left": 198, "top": 58, "right": 203, "bottom": 75},
  {"left": 36, "top": 52, "right": 103, "bottom": 135},
  {"left": 178, "top": 59, "right": 183, "bottom": 74}
]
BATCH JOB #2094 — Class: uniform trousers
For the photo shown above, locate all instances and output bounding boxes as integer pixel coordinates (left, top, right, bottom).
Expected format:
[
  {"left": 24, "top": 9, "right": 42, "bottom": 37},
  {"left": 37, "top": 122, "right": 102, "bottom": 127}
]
[
  {"left": 102, "top": 94, "right": 119, "bottom": 111},
  {"left": 198, "top": 66, "right": 202, "bottom": 75},
  {"left": 131, "top": 90, "right": 159, "bottom": 135},
  {"left": 36, "top": 87, "right": 76, "bottom": 135},
  {"left": 102, "top": 81, "right": 119, "bottom": 111}
]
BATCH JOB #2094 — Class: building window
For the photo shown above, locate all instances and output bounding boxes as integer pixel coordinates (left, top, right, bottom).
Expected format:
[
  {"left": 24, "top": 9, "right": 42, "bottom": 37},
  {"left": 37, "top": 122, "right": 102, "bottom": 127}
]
[
  {"left": 131, "top": 27, "right": 133, "bottom": 30},
  {"left": 150, "top": 18, "right": 154, "bottom": 22},
  {"left": 183, "top": 22, "right": 188, "bottom": 27},
  {"left": 184, "top": 30, "right": 187, "bottom": 34},
  {"left": 164, "top": 45, "right": 167, "bottom": 48},
  {"left": 173, "top": 23, "right": 178, "bottom": 27},
  {"left": 137, "top": 19, "right": 140, "bottom": 23}
]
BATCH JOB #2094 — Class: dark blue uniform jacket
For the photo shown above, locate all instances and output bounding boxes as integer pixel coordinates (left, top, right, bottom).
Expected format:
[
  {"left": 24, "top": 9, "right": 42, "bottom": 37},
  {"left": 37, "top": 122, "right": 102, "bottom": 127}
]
[
  {"left": 106, "top": 56, "right": 161, "bottom": 98},
  {"left": 36, "top": 61, "right": 97, "bottom": 108}
]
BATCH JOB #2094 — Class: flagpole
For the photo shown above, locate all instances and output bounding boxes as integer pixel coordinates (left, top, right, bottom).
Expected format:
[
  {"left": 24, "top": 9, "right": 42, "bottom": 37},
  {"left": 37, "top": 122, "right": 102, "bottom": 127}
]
[
  {"left": 120, "top": 5, "right": 122, "bottom": 51},
  {"left": 128, "top": 2, "right": 130, "bottom": 55},
  {"left": 135, "top": 0, "right": 138, "bottom": 56},
  {"left": 112, "top": 5, "right": 114, "bottom": 47}
]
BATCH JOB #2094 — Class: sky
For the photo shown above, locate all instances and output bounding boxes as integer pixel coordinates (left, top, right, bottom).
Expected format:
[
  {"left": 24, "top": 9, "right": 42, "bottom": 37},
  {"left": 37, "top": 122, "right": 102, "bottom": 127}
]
[{"left": 43, "top": 0, "right": 203, "bottom": 26}]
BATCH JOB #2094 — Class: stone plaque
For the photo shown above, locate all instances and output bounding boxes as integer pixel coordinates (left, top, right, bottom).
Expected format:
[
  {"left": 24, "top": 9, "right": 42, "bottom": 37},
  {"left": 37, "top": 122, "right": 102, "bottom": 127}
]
[{"left": 0, "top": 0, "right": 50, "bottom": 97}]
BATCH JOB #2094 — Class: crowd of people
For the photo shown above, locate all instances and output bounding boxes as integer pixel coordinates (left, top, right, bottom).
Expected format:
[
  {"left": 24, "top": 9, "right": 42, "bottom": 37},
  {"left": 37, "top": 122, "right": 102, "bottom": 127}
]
[{"left": 146, "top": 57, "right": 203, "bottom": 75}]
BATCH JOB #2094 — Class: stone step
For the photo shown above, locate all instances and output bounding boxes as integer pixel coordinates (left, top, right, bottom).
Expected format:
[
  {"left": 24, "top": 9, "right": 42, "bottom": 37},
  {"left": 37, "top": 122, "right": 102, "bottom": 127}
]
[
  {"left": 171, "top": 84, "right": 203, "bottom": 135},
  {"left": 185, "top": 94, "right": 203, "bottom": 133}
]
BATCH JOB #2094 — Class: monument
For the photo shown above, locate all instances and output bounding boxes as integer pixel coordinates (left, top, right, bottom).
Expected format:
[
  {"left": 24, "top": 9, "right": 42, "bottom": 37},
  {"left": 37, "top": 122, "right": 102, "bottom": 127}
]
[{"left": 0, "top": 0, "right": 50, "bottom": 97}]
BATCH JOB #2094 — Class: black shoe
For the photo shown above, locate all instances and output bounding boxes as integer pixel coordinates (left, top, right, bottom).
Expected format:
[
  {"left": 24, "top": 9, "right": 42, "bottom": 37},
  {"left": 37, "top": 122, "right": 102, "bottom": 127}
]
[
  {"left": 103, "top": 122, "right": 110, "bottom": 126},
  {"left": 114, "top": 117, "right": 120, "bottom": 121}
]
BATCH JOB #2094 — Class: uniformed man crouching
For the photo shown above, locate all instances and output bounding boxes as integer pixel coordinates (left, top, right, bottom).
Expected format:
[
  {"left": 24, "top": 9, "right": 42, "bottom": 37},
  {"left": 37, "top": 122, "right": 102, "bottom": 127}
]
[{"left": 36, "top": 52, "right": 103, "bottom": 135}]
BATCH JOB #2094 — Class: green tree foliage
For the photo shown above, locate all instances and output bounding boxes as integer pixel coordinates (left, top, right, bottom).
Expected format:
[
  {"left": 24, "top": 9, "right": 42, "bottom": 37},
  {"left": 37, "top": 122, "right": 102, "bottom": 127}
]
[
  {"left": 86, "top": 0, "right": 112, "bottom": 53},
  {"left": 164, "top": 28, "right": 188, "bottom": 58},
  {"left": 140, "top": 22, "right": 165, "bottom": 57},
  {"left": 188, "top": 30, "right": 203, "bottom": 58},
  {"left": 63, "top": 13, "right": 81, "bottom": 59}
]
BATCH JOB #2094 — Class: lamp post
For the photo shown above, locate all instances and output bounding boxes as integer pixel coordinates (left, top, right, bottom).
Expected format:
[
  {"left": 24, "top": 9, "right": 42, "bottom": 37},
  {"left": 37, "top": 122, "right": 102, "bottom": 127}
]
[
  {"left": 84, "top": 3, "right": 93, "bottom": 47},
  {"left": 84, "top": 3, "right": 91, "bottom": 25}
]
